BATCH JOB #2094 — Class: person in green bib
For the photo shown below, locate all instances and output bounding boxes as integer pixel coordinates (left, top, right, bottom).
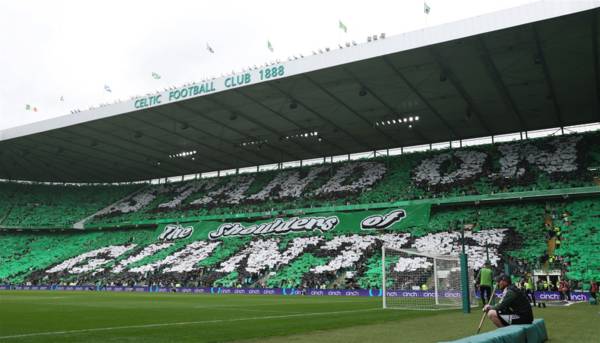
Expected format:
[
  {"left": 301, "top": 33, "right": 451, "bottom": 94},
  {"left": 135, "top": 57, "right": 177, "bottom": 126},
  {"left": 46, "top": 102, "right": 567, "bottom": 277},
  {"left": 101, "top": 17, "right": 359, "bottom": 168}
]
[
  {"left": 524, "top": 273, "right": 536, "bottom": 307},
  {"left": 476, "top": 261, "right": 493, "bottom": 306}
]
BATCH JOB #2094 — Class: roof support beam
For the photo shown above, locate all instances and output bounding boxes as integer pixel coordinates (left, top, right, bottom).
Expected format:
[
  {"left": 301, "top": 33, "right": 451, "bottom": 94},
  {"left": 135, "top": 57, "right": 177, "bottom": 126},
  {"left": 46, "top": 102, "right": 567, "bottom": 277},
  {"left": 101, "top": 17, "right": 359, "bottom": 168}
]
[
  {"left": 73, "top": 125, "right": 186, "bottom": 176},
  {"left": 382, "top": 56, "right": 460, "bottom": 140},
  {"left": 124, "top": 115, "right": 237, "bottom": 170},
  {"left": 174, "top": 103, "right": 286, "bottom": 163},
  {"left": 233, "top": 88, "right": 347, "bottom": 155},
  {"left": 342, "top": 66, "right": 433, "bottom": 143},
  {"left": 147, "top": 108, "right": 262, "bottom": 166},
  {"left": 47, "top": 128, "right": 181, "bottom": 179},
  {"left": 162, "top": 105, "right": 276, "bottom": 165},
  {"left": 476, "top": 37, "right": 530, "bottom": 131},
  {"left": 205, "top": 96, "right": 309, "bottom": 160},
  {"left": 266, "top": 83, "right": 374, "bottom": 151},
  {"left": 303, "top": 73, "right": 407, "bottom": 148},
  {"left": 2, "top": 145, "right": 60, "bottom": 181},
  {"left": 532, "top": 25, "right": 564, "bottom": 128},
  {"left": 5, "top": 141, "right": 117, "bottom": 182},
  {"left": 592, "top": 11, "right": 600, "bottom": 121},
  {"left": 428, "top": 48, "right": 493, "bottom": 136}
]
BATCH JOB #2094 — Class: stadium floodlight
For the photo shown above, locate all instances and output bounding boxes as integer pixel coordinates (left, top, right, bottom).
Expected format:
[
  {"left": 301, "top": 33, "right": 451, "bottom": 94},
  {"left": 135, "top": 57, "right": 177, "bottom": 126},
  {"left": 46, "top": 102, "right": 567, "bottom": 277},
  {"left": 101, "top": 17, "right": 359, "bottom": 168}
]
[
  {"left": 416, "top": 116, "right": 420, "bottom": 121},
  {"left": 381, "top": 247, "right": 476, "bottom": 310},
  {"left": 409, "top": 124, "right": 413, "bottom": 129},
  {"left": 409, "top": 117, "right": 414, "bottom": 122},
  {"left": 403, "top": 118, "right": 408, "bottom": 123}
]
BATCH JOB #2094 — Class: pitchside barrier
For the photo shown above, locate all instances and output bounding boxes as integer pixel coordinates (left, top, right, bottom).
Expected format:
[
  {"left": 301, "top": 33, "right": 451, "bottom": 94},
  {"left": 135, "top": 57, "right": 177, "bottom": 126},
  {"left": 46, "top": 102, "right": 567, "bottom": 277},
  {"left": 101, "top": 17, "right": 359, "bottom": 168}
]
[
  {"left": 0, "top": 285, "right": 593, "bottom": 301},
  {"left": 441, "top": 319, "right": 548, "bottom": 343}
]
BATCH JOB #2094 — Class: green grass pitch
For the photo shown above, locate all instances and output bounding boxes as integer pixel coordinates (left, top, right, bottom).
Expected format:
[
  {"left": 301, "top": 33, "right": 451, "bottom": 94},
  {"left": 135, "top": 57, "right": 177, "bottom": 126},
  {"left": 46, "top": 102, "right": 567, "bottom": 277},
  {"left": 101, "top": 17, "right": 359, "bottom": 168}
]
[{"left": 0, "top": 291, "right": 597, "bottom": 342}]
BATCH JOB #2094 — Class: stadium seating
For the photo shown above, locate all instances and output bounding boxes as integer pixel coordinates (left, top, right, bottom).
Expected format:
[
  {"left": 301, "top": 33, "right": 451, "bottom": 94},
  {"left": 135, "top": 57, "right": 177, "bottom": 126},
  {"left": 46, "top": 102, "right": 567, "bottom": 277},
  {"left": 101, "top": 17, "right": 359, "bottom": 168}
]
[
  {"left": 80, "top": 131, "right": 600, "bottom": 228},
  {"left": 0, "top": 132, "right": 599, "bottom": 290},
  {"left": 0, "top": 132, "right": 599, "bottom": 229},
  {"left": 0, "top": 183, "right": 140, "bottom": 228},
  {"left": 1, "top": 196, "right": 598, "bottom": 289}
]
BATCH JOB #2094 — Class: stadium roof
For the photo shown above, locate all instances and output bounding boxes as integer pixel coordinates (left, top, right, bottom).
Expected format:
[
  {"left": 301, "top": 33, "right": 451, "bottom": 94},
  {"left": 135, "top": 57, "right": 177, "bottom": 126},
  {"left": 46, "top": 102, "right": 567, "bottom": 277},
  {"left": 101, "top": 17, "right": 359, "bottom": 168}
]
[{"left": 2, "top": 0, "right": 600, "bottom": 183}]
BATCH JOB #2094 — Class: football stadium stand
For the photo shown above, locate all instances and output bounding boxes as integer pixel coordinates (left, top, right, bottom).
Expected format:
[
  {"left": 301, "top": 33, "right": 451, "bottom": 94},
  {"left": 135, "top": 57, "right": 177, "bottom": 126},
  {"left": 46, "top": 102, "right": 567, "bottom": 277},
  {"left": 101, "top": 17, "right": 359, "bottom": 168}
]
[
  {"left": 2, "top": 130, "right": 596, "bottom": 230},
  {"left": 4, "top": 3, "right": 600, "bottom": 341},
  {"left": 1, "top": 131, "right": 599, "bottom": 291}
]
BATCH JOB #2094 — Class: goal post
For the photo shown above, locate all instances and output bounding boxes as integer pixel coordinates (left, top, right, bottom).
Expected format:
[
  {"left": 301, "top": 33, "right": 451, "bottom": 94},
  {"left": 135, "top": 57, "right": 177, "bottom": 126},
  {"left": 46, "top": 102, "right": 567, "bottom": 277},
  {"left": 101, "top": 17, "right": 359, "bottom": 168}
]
[{"left": 381, "top": 246, "right": 476, "bottom": 310}]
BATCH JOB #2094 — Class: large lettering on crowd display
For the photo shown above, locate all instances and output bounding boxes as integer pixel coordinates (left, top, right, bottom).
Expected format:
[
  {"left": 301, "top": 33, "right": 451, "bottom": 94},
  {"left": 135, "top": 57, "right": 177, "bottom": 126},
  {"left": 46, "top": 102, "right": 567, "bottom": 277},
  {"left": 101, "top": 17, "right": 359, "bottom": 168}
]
[
  {"left": 413, "top": 136, "right": 582, "bottom": 188},
  {"left": 128, "top": 241, "right": 220, "bottom": 274},
  {"left": 157, "top": 179, "right": 218, "bottom": 209},
  {"left": 313, "top": 162, "right": 386, "bottom": 196},
  {"left": 216, "top": 236, "right": 322, "bottom": 273},
  {"left": 190, "top": 175, "right": 254, "bottom": 206},
  {"left": 247, "top": 167, "right": 328, "bottom": 201},
  {"left": 112, "top": 243, "right": 174, "bottom": 273},
  {"left": 95, "top": 183, "right": 178, "bottom": 216},
  {"left": 311, "top": 235, "right": 377, "bottom": 274},
  {"left": 46, "top": 245, "right": 136, "bottom": 274},
  {"left": 411, "top": 229, "right": 508, "bottom": 269},
  {"left": 208, "top": 216, "right": 339, "bottom": 240},
  {"left": 491, "top": 136, "right": 581, "bottom": 179},
  {"left": 413, "top": 151, "right": 487, "bottom": 187}
]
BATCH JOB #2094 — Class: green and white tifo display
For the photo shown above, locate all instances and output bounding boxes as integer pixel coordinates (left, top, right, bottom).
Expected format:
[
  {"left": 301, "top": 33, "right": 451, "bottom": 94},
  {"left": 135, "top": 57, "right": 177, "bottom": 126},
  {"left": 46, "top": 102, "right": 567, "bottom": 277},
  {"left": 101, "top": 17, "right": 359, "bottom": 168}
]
[{"left": 0, "top": 130, "right": 599, "bottom": 294}]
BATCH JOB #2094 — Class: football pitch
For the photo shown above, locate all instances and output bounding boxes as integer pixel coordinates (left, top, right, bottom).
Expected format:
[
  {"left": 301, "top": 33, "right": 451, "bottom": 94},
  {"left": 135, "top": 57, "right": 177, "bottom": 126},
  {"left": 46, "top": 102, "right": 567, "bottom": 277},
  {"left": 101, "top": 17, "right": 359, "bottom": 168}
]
[{"left": 0, "top": 291, "right": 597, "bottom": 342}]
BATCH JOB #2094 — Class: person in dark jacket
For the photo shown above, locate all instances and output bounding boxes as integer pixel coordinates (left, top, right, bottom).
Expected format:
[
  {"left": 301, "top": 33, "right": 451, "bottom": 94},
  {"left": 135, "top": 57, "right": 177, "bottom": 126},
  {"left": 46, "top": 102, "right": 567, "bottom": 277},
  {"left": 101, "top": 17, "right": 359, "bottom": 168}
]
[{"left": 484, "top": 274, "right": 534, "bottom": 327}]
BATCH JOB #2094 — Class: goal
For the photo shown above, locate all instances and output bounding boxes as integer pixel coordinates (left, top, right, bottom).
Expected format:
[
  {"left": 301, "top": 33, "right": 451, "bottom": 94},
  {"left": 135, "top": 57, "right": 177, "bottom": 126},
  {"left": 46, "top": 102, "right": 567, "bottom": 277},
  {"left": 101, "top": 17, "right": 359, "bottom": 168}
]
[{"left": 381, "top": 246, "right": 475, "bottom": 310}]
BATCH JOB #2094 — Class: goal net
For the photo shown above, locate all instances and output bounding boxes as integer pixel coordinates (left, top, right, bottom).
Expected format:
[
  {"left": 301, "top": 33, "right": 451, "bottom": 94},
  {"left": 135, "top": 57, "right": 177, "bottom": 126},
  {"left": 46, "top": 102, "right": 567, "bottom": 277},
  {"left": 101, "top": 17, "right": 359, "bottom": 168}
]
[{"left": 382, "top": 246, "right": 475, "bottom": 310}]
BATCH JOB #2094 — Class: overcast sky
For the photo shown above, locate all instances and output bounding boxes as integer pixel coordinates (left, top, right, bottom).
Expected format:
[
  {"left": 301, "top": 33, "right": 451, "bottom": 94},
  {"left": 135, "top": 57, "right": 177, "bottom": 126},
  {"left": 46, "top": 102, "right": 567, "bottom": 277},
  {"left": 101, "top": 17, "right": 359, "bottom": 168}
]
[{"left": 0, "top": 0, "right": 539, "bottom": 131}]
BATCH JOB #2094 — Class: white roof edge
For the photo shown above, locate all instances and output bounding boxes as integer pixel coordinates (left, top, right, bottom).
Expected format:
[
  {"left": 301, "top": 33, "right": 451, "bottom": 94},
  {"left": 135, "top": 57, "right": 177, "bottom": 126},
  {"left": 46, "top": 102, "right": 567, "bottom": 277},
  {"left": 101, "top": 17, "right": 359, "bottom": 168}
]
[{"left": 2, "top": 0, "right": 599, "bottom": 142}]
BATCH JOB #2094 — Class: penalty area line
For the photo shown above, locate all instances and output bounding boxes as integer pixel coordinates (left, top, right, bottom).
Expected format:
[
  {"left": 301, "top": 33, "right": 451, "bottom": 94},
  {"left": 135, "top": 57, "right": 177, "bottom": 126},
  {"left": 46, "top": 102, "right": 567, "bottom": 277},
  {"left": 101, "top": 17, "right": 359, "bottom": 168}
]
[{"left": 0, "top": 308, "right": 379, "bottom": 340}]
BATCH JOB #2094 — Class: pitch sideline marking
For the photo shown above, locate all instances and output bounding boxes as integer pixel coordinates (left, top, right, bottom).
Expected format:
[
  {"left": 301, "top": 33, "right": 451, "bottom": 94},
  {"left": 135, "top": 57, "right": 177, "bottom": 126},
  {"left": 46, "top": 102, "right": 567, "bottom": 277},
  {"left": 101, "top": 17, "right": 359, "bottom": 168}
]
[{"left": 0, "top": 308, "right": 380, "bottom": 340}]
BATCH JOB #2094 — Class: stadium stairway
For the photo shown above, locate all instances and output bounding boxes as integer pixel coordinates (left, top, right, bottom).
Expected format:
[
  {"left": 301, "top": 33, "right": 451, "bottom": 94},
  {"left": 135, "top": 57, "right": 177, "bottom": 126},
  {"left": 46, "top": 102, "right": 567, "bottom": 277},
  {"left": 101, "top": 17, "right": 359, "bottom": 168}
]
[{"left": 440, "top": 319, "right": 548, "bottom": 343}]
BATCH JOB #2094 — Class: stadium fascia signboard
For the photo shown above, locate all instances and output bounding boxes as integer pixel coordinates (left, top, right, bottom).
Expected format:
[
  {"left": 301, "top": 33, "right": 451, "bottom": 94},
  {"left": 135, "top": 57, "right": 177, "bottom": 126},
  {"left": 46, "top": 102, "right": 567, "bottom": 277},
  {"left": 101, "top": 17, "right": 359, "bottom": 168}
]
[{"left": 133, "top": 65, "right": 286, "bottom": 110}]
